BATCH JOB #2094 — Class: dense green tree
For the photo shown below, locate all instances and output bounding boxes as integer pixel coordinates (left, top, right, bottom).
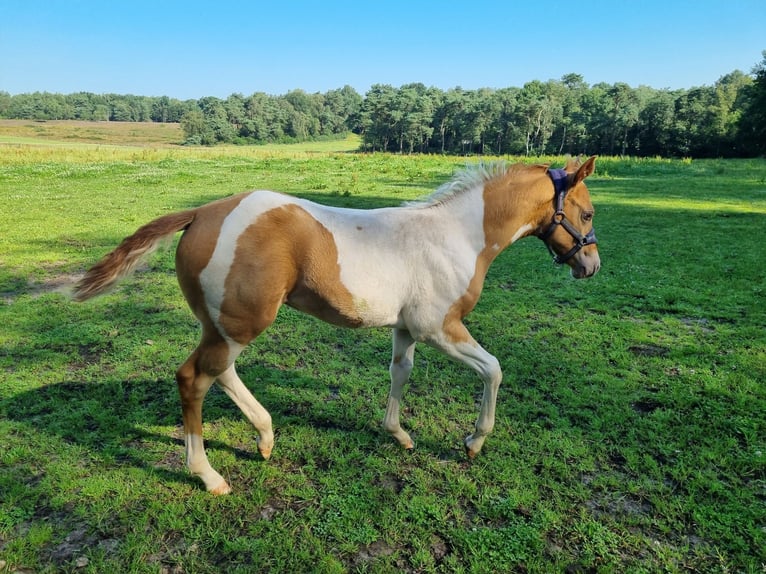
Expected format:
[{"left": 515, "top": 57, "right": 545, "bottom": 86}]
[
  {"left": 673, "top": 87, "right": 714, "bottom": 156},
  {"left": 487, "top": 88, "right": 518, "bottom": 154},
  {"left": 110, "top": 99, "right": 133, "bottom": 122},
  {"left": 393, "top": 83, "right": 434, "bottom": 153},
  {"left": 180, "top": 108, "right": 211, "bottom": 144},
  {"left": 709, "top": 71, "right": 752, "bottom": 156},
  {"left": 556, "top": 74, "right": 589, "bottom": 155},
  {"left": 323, "top": 85, "right": 363, "bottom": 133},
  {"left": 239, "top": 93, "right": 267, "bottom": 140},
  {"left": 0, "top": 91, "right": 11, "bottom": 117},
  {"left": 738, "top": 51, "right": 766, "bottom": 155},
  {"left": 517, "top": 81, "right": 562, "bottom": 155},
  {"left": 198, "top": 96, "right": 235, "bottom": 143},
  {"left": 281, "top": 90, "right": 318, "bottom": 139},
  {"left": 606, "top": 83, "right": 640, "bottom": 156},
  {"left": 2, "top": 54, "right": 763, "bottom": 156},
  {"left": 637, "top": 89, "right": 677, "bottom": 156},
  {"left": 224, "top": 93, "right": 247, "bottom": 133},
  {"left": 69, "top": 92, "right": 94, "bottom": 120},
  {"left": 360, "top": 84, "right": 397, "bottom": 151},
  {"left": 432, "top": 88, "right": 464, "bottom": 153}
]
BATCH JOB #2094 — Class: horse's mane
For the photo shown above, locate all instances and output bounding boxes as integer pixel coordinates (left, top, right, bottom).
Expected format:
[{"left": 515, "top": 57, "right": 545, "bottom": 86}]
[{"left": 407, "top": 161, "right": 535, "bottom": 207}]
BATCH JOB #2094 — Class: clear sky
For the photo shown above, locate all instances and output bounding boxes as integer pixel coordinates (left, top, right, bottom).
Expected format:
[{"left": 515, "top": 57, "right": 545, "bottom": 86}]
[{"left": 1, "top": 0, "right": 763, "bottom": 100}]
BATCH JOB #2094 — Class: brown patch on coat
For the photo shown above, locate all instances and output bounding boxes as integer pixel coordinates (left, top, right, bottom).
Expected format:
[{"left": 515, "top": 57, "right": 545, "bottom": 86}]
[
  {"left": 441, "top": 165, "right": 552, "bottom": 343},
  {"left": 175, "top": 193, "right": 251, "bottom": 338},
  {"left": 206, "top": 203, "right": 363, "bottom": 346}
]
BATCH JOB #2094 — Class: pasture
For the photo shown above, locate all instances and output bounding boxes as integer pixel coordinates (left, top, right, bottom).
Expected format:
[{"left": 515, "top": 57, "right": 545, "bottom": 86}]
[{"left": 1, "top": 124, "right": 765, "bottom": 572}]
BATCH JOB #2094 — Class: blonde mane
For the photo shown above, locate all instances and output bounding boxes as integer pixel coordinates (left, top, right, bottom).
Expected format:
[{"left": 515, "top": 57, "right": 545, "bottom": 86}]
[{"left": 408, "top": 161, "right": 536, "bottom": 207}]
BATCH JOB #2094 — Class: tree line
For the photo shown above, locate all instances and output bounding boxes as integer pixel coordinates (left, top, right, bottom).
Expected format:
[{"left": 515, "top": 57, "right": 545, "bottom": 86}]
[{"left": 2, "top": 52, "right": 764, "bottom": 157}]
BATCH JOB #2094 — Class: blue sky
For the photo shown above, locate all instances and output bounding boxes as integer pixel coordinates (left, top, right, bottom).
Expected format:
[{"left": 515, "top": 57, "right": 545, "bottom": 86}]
[{"left": 1, "top": 0, "right": 763, "bottom": 99}]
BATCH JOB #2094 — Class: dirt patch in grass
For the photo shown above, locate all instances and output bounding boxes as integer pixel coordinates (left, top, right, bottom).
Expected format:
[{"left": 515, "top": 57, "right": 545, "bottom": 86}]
[
  {"left": 632, "top": 397, "right": 663, "bottom": 414},
  {"left": 351, "top": 539, "right": 398, "bottom": 568},
  {"left": 628, "top": 344, "right": 669, "bottom": 357},
  {"left": 3, "top": 514, "right": 121, "bottom": 571}
]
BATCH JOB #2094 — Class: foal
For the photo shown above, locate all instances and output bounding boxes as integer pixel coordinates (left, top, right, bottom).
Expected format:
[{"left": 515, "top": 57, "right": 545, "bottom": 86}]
[{"left": 74, "top": 157, "right": 600, "bottom": 493}]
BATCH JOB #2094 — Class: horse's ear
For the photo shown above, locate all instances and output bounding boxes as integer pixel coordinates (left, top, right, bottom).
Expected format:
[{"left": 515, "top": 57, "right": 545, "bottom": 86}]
[
  {"left": 563, "top": 155, "right": 580, "bottom": 172},
  {"left": 573, "top": 156, "right": 597, "bottom": 185}
]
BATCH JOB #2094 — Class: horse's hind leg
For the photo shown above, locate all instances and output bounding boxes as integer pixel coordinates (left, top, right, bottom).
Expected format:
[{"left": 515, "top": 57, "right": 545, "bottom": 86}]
[
  {"left": 176, "top": 334, "right": 237, "bottom": 495},
  {"left": 217, "top": 365, "right": 274, "bottom": 459},
  {"left": 383, "top": 328, "right": 416, "bottom": 449}
]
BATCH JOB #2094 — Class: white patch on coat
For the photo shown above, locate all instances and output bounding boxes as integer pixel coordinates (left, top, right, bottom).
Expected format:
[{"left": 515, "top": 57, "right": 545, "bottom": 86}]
[
  {"left": 199, "top": 191, "right": 294, "bottom": 339},
  {"left": 510, "top": 223, "right": 533, "bottom": 244},
  {"left": 299, "top": 185, "right": 488, "bottom": 335}
]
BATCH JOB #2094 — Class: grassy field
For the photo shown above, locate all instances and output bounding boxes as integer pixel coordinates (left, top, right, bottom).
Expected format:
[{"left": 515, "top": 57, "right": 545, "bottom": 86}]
[
  {"left": 0, "top": 119, "right": 360, "bottom": 152},
  {"left": 1, "top": 122, "right": 765, "bottom": 573},
  {"left": 0, "top": 119, "right": 184, "bottom": 147}
]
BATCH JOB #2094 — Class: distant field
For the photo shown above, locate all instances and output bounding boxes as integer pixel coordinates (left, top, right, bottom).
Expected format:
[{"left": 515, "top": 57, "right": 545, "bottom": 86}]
[
  {"left": 0, "top": 119, "right": 362, "bottom": 153},
  {"left": 1, "top": 127, "right": 765, "bottom": 573},
  {"left": 0, "top": 119, "right": 184, "bottom": 146}
]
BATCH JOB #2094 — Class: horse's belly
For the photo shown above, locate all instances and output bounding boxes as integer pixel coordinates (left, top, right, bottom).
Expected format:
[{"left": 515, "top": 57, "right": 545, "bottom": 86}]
[
  {"left": 285, "top": 285, "right": 401, "bottom": 328},
  {"left": 350, "top": 291, "right": 404, "bottom": 328},
  {"left": 335, "top": 255, "right": 409, "bottom": 327}
]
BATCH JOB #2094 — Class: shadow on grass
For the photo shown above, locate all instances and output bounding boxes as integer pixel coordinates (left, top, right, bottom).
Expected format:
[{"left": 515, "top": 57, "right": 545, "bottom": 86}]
[{"left": 0, "top": 360, "right": 403, "bottom": 492}]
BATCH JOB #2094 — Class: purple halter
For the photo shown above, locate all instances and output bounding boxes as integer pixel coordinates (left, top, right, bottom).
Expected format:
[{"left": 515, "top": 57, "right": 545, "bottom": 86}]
[{"left": 539, "top": 168, "right": 597, "bottom": 264}]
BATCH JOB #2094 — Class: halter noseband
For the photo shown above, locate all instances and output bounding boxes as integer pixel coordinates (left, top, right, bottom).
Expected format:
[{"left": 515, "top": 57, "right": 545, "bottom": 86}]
[{"left": 539, "top": 168, "right": 598, "bottom": 265}]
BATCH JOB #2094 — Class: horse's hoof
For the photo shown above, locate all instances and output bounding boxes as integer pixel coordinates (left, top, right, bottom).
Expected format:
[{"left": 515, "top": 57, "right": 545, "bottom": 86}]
[
  {"left": 209, "top": 480, "right": 232, "bottom": 495},
  {"left": 464, "top": 436, "right": 482, "bottom": 459},
  {"left": 257, "top": 437, "right": 273, "bottom": 460}
]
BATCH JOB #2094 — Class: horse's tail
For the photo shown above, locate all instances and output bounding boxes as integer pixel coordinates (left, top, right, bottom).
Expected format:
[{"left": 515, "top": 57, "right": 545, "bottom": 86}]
[{"left": 73, "top": 210, "right": 197, "bottom": 301}]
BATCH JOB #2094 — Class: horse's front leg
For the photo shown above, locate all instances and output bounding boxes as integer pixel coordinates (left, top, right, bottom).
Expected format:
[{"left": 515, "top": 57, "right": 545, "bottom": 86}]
[
  {"left": 383, "top": 328, "right": 416, "bottom": 449},
  {"left": 428, "top": 322, "right": 502, "bottom": 458}
]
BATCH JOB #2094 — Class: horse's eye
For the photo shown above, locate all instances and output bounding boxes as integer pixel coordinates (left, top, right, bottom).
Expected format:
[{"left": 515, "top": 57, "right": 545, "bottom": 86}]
[{"left": 582, "top": 212, "right": 593, "bottom": 222}]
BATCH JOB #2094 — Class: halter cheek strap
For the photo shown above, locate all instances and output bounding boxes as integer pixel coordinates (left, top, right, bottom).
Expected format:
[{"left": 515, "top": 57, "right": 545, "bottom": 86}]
[{"left": 540, "top": 168, "right": 598, "bottom": 265}]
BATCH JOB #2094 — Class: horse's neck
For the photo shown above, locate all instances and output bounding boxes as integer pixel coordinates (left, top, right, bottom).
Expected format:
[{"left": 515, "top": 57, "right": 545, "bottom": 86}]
[
  {"left": 416, "top": 186, "right": 486, "bottom": 243},
  {"left": 483, "top": 178, "right": 543, "bottom": 255},
  {"left": 397, "top": 180, "right": 536, "bottom": 273}
]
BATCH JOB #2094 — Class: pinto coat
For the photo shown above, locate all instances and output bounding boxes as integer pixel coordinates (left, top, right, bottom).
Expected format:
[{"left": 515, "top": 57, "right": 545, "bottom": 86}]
[{"left": 74, "top": 157, "right": 600, "bottom": 493}]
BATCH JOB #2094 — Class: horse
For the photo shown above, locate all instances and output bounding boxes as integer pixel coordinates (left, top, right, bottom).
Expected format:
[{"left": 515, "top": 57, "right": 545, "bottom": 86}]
[{"left": 73, "top": 156, "right": 600, "bottom": 494}]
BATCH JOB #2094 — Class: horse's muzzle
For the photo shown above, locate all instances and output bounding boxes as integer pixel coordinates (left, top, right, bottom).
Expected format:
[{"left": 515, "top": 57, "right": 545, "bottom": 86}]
[{"left": 570, "top": 250, "right": 601, "bottom": 279}]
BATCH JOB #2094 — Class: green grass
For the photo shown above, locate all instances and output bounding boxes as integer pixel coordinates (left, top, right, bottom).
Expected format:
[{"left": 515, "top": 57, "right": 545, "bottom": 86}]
[{"left": 1, "top": 132, "right": 765, "bottom": 573}]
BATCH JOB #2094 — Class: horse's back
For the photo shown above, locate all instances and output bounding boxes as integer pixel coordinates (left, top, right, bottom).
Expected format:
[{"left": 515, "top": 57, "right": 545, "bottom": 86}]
[{"left": 176, "top": 190, "right": 409, "bottom": 339}]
